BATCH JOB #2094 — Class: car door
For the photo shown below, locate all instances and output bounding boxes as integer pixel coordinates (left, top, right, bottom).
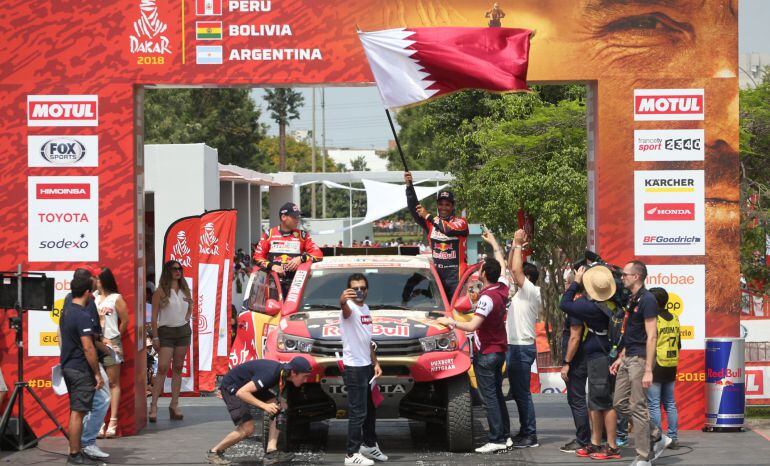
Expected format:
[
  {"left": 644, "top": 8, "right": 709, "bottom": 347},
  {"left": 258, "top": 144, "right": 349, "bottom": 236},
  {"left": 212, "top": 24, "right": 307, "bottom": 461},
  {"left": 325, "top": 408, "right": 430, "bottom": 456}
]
[{"left": 243, "top": 270, "right": 282, "bottom": 358}]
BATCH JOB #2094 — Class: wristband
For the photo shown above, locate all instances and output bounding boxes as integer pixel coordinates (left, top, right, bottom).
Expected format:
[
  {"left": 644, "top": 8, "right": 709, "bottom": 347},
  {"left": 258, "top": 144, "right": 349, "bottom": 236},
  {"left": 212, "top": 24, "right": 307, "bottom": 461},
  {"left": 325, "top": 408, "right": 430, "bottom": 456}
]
[{"left": 514, "top": 245, "right": 523, "bottom": 249}]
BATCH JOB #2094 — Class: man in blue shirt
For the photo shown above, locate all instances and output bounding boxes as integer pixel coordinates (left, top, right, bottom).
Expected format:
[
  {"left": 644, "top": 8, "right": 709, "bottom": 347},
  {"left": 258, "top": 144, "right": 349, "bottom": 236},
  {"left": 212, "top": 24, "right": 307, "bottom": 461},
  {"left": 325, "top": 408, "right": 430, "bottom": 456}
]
[{"left": 60, "top": 274, "right": 104, "bottom": 466}]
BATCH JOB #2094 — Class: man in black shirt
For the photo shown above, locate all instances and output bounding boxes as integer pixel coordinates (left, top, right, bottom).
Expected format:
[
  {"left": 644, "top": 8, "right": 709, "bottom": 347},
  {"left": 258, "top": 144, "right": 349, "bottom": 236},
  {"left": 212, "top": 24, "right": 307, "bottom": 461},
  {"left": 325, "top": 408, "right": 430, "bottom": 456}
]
[
  {"left": 558, "top": 284, "right": 590, "bottom": 454},
  {"left": 610, "top": 261, "right": 671, "bottom": 465},
  {"left": 206, "top": 357, "right": 312, "bottom": 465},
  {"left": 60, "top": 274, "right": 103, "bottom": 466}
]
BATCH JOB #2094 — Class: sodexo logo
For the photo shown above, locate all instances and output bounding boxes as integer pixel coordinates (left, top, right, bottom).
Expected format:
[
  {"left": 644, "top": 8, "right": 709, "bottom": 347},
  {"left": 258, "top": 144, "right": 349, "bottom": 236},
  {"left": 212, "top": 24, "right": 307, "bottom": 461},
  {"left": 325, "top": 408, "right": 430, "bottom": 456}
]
[{"left": 38, "top": 234, "right": 90, "bottom": 251}]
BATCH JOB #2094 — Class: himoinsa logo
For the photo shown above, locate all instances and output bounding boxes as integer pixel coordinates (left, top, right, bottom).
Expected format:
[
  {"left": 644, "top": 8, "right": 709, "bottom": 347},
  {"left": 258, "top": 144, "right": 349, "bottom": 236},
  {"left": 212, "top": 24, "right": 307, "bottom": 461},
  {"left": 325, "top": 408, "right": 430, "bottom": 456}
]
[
  {"left": 644, "top": 203, "right": 696, "bottom": 221},
  {"left": 27, "top": 95, "right": 98, "bottom": 127},
  {"left": 634, "top": 89, "right": 704, "bottom": 121},
  {"left": 36, "top": 184, "right": 91, "bottom": 200}
]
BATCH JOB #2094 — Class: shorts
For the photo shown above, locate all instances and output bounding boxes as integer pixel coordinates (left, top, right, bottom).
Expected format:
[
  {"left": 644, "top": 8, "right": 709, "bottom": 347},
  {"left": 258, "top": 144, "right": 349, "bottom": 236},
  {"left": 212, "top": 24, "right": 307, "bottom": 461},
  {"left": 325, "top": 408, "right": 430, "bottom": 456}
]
[
  {"left": 62, "top": 368, "right": 96, "bottom": 413},
  {"left": 587, "top": 356, "right": 614, "bottom": 411},
  {"left": 221, "top": 387, "right": 275, "bottom": 426},
  {"left": 102, "top": 336, "right": 123, "bottom": 367},
  {"left": 158, "top": 324, "right": 192, "bottom": 348}
]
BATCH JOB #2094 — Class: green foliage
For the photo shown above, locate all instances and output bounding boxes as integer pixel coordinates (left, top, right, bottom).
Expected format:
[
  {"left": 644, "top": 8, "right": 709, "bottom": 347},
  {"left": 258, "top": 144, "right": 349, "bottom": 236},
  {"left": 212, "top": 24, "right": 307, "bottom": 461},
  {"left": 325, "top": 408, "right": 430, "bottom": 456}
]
[{"left": 263, "top": 88, "right": 305, "bottom": 170}]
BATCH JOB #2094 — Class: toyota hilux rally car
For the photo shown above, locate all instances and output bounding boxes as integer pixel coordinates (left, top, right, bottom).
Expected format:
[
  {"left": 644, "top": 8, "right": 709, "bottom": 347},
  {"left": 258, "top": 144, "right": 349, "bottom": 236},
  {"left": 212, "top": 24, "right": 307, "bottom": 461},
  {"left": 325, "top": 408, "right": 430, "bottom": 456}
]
[{"left": 238, "top": 247, "right": 483, "bottom": 452}]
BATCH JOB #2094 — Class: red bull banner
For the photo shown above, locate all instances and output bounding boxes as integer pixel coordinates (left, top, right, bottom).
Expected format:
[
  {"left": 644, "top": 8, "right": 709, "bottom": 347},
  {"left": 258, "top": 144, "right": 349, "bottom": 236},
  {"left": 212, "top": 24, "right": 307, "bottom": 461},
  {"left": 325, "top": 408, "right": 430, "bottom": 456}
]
[{"left": 162, "top": 215, "right": 200, "bottom": 394}]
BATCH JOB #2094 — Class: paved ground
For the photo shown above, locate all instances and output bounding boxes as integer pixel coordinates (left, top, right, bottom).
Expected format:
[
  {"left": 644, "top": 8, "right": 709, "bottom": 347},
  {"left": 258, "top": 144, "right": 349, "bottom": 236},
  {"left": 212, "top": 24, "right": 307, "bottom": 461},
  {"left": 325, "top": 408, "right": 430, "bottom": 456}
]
[{"left": 3, "top": 395, "right": 770, "bottom": 465}]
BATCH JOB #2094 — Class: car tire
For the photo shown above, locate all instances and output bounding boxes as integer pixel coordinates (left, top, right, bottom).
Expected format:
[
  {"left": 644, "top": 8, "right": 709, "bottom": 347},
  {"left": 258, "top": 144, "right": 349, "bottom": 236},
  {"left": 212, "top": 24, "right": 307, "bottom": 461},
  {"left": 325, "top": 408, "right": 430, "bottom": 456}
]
[{"left": 445, "top": 375, "right": 473, "bottom": 452}]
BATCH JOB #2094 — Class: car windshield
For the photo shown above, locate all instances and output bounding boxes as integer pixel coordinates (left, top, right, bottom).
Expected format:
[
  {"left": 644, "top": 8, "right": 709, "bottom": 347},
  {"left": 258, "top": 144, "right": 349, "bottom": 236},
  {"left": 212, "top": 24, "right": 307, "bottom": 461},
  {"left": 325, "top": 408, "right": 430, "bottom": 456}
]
[{"left": 300, "top": 267, "right": 443, "bottom": 312}]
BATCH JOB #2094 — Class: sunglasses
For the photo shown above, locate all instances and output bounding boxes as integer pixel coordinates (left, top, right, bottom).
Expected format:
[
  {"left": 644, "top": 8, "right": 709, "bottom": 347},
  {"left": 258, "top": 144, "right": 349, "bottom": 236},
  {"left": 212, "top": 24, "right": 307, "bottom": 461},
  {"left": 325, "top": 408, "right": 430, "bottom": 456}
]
[{"left": 170, "top": 266, "right": 182, "bottom": 271}]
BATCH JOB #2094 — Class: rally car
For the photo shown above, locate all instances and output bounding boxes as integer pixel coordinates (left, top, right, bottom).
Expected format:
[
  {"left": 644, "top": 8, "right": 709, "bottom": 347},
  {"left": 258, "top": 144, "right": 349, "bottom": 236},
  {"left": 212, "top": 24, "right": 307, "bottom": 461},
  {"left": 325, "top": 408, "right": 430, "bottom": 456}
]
[{"left": 238, "top": 248, "right": 483, "bottom": 452}]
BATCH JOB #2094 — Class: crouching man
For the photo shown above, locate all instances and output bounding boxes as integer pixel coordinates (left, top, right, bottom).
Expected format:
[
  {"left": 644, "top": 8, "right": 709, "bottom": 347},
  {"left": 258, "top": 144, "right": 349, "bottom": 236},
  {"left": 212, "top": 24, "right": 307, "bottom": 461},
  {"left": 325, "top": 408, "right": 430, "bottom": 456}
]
[{"left": 206, "top": 357, "right": 312, "bottom": 465}]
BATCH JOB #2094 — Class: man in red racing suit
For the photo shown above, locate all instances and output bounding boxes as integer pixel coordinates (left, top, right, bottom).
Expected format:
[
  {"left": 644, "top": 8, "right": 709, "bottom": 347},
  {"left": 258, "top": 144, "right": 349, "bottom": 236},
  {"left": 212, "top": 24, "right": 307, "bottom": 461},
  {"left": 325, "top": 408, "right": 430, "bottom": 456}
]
[
  {"left": 253, "top": 202, "right": 323, "bottom": 297},
  {"left": 404, "top": 172, "right": 469, "bottom": 300}
]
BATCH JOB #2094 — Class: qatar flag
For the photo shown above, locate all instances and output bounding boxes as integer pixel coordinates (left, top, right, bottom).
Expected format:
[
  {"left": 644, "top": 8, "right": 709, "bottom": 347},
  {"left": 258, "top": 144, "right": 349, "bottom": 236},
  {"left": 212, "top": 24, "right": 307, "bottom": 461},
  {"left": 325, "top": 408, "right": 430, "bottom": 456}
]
[{"left": 358, "top": 27, "right": 531, "bottom": 109}]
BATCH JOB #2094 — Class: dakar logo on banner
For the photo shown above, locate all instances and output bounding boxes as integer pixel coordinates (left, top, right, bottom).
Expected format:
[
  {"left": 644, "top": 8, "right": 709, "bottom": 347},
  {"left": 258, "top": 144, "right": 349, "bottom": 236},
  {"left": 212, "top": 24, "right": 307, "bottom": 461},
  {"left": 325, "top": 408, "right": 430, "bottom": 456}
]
[
  {"left": 129, "top": 0, "right": 172, "bottom": 55},
  {"left": 171, "top": 231, "right": 192, "bottom": 267},
  {"left": 199, "top": 222, "right": 220, "bottom": 256}
]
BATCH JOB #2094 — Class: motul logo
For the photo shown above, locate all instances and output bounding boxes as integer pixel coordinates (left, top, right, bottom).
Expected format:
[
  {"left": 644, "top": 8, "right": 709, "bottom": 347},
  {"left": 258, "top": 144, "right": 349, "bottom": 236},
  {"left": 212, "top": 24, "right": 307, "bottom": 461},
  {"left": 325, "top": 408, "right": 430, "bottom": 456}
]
[
  {"left": 634, "top": 89, "right": 704, "bottom": 121},
  {"left": 27, "top": 95, "right": 98, "bottom": 126},
  {"left": 36, "top": 183, "right": 91, "bottom": 199},
  {"left": 644, "top": 203, "right": 695, "bottom": 221}
]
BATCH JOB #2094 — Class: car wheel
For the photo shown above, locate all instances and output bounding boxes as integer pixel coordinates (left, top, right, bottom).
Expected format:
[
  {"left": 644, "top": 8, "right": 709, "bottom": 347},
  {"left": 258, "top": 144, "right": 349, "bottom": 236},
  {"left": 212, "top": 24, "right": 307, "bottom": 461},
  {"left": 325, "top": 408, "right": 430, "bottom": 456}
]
[{"left": 445, "top": 375, "right": 473, "bottom": 452}]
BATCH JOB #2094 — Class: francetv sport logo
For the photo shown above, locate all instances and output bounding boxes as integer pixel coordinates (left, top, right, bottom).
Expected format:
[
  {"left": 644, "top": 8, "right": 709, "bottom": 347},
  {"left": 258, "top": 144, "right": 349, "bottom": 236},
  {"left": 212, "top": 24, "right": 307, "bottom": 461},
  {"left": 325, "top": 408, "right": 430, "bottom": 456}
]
[
  {"left": 27, "top": 95, "right": 98, "bottom": 127},
  {"left": 634, "top": 129, "right": 704, "bottom": 162},
  {"left": 644, "top": 203, "right": 695, "bottom": 221},
  {"left": 634, "top": 89, "right": 704, "bottom": 121}
]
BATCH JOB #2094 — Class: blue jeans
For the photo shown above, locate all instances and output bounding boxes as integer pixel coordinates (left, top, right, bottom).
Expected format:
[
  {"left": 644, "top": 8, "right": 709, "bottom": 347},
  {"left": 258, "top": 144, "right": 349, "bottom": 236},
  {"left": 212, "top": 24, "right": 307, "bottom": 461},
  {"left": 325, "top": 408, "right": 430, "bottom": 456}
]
[
  {"left": 646, "top": 381, "right": 678, "bottom": 440},
  {"left": 343, "top": 365, "right": 377, "bottom": 455},
  {"left": 82, "top": 382, "right": 111, "bottom": 447},
  {"left": 474, "top": 351, "right": 510, "bottom": 443},
  {"left": 506, "top": 344, "right": 537, "bottom": 436}
]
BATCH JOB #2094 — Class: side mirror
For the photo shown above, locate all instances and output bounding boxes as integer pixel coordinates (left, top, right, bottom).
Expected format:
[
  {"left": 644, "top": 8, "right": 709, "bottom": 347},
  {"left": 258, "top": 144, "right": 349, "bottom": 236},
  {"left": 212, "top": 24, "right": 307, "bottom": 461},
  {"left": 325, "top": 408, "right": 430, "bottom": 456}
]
[
  {"left": 265, "top": 299, "right": 282, "bottom": 316},
  {"left": 454, "top": 295, "right": 473, "bottom": 314}
]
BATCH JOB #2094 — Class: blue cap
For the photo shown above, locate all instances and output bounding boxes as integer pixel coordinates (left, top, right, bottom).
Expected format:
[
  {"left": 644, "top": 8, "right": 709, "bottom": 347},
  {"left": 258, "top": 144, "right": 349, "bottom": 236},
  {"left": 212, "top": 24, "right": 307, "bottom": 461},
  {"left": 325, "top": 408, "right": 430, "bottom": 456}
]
[{"left": 287, "top": 356, "right": 312, "bottom": 373}]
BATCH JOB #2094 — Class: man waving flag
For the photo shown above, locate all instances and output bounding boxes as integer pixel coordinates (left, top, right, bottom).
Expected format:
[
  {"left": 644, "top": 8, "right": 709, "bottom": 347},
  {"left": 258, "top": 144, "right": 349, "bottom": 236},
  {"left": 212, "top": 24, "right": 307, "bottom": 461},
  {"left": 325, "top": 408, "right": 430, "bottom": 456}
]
[{"left": 358, "top": 27, "right": 531, "bottom": 109}]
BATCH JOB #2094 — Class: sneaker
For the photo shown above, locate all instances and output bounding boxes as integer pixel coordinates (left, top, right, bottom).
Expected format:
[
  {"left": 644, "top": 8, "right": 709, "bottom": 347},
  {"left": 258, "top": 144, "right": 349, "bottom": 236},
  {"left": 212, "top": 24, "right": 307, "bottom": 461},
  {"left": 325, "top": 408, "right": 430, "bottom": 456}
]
[
  {"left": 66, "top": 453, "right": 101, "bottom": 465},
  {"left": 512, "top": 435, "right": 539, "bottom": 448},
  {"left": 345, "top": 453, "right": 375, "bottom": 465},
  {"left": 653, "top": 434, "right": 672, "bottom": 460},
  {"left": 82, "top": 445, "right": 110, "bottom": 459},
  {"left": 560, "top": 439, "right": 583, "bottom": 453},
  {"left": 263, "top": 450, "right": 295, "bottom": 465},
  {"left": 668, "top": 439, "right": 680, "bottom": 450},
  {"left": 629, "top": 457, "right": 652, "bottom": 466},
  {"left": 205, "top": 449, "right": 232, "bottom": 465},
  {"left": 360, "top": 443, "right": 389, "bottom": 462},
  {"left": 474, "top": 442, "right": 508, "bottom": 453},
  {"left": 576, "top": 444, "right": 602, "bottom": 457},
  {"left": 590, "top": 446, "right": 622, "bottom": 460},
  {"left": 616, "top": 437, "right": 629, "bottom": 448}
]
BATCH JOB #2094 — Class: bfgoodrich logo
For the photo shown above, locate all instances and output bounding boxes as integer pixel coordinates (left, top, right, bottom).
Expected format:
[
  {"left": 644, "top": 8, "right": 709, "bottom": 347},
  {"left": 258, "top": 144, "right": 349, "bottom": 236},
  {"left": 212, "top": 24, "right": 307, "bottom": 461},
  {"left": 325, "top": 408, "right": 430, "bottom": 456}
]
[
  {"left": 27, "top": 95, "right": 98, "bottom": 127},
  {"left": 642, "top": 235, "right": 701, "bottom": 246},
  {"left": 644, "top": 203, "right": 696, "bottom": 221}
]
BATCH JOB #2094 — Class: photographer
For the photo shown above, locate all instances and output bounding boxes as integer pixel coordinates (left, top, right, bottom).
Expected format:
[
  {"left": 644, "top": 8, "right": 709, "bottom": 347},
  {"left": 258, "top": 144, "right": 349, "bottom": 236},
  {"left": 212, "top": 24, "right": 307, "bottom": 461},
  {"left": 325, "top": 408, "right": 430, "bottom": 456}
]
[{"left": 207, "top": 357, "right": 311, "bottom": 465}]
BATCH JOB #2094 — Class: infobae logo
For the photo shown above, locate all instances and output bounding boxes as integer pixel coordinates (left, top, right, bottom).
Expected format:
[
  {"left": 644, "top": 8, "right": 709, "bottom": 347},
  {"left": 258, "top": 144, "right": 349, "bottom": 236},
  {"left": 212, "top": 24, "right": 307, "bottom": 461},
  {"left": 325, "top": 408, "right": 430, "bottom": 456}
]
[
  {"left": 642, "top": 235, "right": 701, "bottom": 246},
  {"left": 36, "top": 183, "right": 91, "bottom": 200},
  {"left": 644, "top": 203, "right": 695, "bottom": 221},
  {"left": 27, "top": 95, "right": 98, "bottom": 126},
  {"left": 634, "top": 89, "right": 704, "bottom": 121}
]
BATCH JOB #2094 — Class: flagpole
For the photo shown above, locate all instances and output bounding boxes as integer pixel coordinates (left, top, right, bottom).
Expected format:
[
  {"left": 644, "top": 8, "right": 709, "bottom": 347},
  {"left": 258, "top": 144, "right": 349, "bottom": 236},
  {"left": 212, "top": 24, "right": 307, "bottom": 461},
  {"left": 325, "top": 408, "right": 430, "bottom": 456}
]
[{"left": 385, "top": 109, "right": 409, "bottom": 172}]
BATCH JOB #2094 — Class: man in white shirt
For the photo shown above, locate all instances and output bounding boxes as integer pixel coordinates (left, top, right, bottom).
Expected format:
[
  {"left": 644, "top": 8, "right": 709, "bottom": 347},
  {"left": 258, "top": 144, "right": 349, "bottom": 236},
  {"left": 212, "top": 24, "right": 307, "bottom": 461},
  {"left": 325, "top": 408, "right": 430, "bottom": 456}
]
[
  {"left": 505, "top": 229, "right": 541, "bottom": 448},
  {"left": 339, "top": 274, "right": 388, "bottom": 466}
]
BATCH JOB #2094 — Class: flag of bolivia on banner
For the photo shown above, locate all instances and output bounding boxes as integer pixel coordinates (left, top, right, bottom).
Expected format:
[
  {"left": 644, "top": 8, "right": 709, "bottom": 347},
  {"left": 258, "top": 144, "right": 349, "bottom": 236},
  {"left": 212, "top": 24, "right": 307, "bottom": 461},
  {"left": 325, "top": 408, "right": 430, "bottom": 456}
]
[{"left": 196, "top": 21, "right": 222, "bottom": 40}]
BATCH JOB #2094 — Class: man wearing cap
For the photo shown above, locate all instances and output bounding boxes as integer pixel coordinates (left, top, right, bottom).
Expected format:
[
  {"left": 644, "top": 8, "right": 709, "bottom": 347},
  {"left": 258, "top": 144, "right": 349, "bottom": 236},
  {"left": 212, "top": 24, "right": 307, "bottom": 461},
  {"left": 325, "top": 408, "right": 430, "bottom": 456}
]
[
  {"left": 253, "top": 202, "right": 323, "bottom": 297},
  {"left": 206, "top": 357, "right": 312, "bottom": 465},
  {"left": 404, "top": 172, "right": 469, "bottom": 299},
  {"left": 560, "top": 265, "right": 620, "bottom": 460}
]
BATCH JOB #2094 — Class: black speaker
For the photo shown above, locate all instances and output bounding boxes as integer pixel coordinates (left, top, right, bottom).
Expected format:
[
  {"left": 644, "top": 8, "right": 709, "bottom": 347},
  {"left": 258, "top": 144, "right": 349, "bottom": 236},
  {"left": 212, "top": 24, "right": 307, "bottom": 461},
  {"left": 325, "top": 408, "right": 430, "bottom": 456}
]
[
  {"left": 0, "top": 275, "right": 54, "bottom": 310},
  {"left": 0, "top": 417, "right": 37, "bottom": 451}
]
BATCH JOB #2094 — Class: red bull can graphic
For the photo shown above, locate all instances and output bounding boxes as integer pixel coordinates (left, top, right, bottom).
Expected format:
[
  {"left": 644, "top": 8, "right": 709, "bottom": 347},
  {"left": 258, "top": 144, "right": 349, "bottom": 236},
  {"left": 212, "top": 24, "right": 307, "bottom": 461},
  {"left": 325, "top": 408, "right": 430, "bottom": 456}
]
[{"left": 705, "top": 338, "right": 745, "bottom": 430}]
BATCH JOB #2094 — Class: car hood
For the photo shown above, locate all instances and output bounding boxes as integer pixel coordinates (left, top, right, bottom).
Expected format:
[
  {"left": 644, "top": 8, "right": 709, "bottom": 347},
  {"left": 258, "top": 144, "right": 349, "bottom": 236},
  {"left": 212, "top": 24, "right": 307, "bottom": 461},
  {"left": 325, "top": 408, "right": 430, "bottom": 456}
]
[{"left": 290, "top": 310, "right": 445, "bottom": 341}]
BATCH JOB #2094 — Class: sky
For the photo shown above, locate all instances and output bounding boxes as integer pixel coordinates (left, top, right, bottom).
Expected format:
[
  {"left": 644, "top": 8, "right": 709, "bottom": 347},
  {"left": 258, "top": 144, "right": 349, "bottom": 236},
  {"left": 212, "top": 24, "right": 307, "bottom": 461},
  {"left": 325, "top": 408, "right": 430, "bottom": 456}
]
[{"left": 252, "top": 0, "right": 770, "bottom": 150}]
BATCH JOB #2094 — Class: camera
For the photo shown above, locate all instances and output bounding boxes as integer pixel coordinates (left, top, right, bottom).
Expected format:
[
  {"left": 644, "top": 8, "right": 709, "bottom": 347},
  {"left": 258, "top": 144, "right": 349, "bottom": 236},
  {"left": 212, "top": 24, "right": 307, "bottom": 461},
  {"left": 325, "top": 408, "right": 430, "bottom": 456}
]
[{"left": 572, "top": 250, "right": 630, "bottom": 307}]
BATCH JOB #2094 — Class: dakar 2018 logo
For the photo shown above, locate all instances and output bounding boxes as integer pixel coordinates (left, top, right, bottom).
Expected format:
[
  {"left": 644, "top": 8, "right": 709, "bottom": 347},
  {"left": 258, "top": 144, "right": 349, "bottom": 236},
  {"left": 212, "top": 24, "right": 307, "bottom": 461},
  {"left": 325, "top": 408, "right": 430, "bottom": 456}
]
[
  {"left": 199, "top": 222, "right": 220, "bottom": 256},
  {"left": 171, "top": 231, "right": 192, "bottom": 267},
  {"left": 130, "top": 0, "right": 172, "bottom": 64}
]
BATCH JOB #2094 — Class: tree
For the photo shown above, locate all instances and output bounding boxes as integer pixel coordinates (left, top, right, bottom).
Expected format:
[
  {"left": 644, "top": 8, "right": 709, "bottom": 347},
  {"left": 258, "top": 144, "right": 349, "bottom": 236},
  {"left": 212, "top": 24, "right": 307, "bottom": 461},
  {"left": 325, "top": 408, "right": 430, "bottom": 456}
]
[
  {"left": 144, "top": 88, "right": 267, "bottom": 168},
  {"left": 263, "top": 88, "right": 304, "bottom": 171},
  {"left": 350, "top": 155, "right": 369, "bottom": 171}
]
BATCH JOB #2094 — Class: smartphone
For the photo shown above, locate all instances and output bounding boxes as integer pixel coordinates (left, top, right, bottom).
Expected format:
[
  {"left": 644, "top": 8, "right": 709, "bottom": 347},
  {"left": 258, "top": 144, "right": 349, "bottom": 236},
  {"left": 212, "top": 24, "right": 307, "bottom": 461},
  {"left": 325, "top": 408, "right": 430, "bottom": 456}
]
[{"left": 355, "top": 289, "right": 364, "bottom": 301}]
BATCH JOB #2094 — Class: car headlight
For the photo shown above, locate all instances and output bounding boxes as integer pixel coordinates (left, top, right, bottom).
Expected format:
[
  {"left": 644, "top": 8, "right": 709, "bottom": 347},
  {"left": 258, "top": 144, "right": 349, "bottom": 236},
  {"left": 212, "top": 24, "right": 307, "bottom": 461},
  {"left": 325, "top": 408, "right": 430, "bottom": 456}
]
[
  {"left": 420, "top": 331, "right": 458, "bottom": 352},
  {"left": 277, "top": 332, "right": 314, "bottom": 353}
]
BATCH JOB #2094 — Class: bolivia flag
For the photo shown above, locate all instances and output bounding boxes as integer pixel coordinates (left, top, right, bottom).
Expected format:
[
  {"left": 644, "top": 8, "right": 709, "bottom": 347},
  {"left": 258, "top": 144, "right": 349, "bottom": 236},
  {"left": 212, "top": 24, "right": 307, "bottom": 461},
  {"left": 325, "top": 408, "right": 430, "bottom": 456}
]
[{"left": 196, "top": 21, "right": 222, "bottom": 40}]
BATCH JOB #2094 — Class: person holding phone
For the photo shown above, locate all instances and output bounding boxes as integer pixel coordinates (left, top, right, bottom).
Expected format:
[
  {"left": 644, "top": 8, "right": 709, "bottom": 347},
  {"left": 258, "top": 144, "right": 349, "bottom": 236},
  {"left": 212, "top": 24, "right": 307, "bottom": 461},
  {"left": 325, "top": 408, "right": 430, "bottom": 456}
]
[{"left": 339, "top": 274, "right": 388, "bottom": 466}]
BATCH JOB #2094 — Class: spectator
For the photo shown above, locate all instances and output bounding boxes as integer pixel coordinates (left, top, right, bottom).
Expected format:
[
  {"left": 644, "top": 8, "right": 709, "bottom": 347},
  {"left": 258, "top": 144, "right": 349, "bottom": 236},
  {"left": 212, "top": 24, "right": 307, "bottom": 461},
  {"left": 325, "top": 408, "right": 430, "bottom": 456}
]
[
  {"left": 504, "top": 229, "right": 540, "bottom": 448},
  {"left": 339, "top": 274, "right": 388, "bottom": 466},
  {"left": 560, "top": 266, "right": 620, "bottom": 460},
  {"left": 438, "top": 256, "right": 511, "bottom": 453},
  {"left": 363, "top": 236, "right": 372, "bottom": 247},
  {"left": 149, "top": 260, "right": 193, "bottom": 423},
  {"left": 485, "top": 2, "right": 506, "bottom": 27},
  {"left": 94, "top": 268, "right": 128, "bottom": 439},
  {"left": 611, "top": 261, "right": 672, "bottom": 466},
  {"left": 60, "top": 273, "right": 104, "bottom": 466},
  {"left": 647, "top": 287, "right": 681, "bottom": 450}
]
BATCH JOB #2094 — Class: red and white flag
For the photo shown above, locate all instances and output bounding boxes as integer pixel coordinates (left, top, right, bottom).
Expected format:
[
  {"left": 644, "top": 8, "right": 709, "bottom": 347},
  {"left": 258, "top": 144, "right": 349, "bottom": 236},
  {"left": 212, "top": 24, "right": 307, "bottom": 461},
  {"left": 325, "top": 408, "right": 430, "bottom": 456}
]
[{"left": 358, "top": 27, "right": 531, "bottom": 109}]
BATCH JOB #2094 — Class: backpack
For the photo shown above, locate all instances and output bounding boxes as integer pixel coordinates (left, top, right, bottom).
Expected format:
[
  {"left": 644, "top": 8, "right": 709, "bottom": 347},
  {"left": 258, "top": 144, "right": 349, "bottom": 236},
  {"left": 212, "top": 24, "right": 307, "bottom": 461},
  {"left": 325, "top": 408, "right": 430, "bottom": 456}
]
[{"left": 588, "top": 300, "right": 627, "bottom": 359}]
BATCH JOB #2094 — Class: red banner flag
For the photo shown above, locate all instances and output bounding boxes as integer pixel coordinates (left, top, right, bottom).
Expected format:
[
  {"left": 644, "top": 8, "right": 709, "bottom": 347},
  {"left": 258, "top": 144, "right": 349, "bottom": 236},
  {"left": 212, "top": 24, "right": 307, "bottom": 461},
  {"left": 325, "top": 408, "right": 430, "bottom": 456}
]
[{"left": 229, "top": 312, "right": 258, "bottom": 368}]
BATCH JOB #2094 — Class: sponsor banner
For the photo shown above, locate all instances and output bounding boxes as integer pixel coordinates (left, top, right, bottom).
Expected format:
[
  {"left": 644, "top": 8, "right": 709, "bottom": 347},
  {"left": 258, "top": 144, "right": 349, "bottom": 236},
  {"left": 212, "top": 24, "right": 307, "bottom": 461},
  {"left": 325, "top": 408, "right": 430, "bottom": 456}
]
[
  {"left": 746, "top": 363, "right": 770, "bottom": 405},
  {"left": 538, "top": 367, "right": 566, "bottom": 394},
  {"left": 218, "top": 259, "right": 231, "bottom": 360},
  {"left": 740, "top": 319, "right": 770, "bottom": 343},
  {"left": 645, "top": 265, "right": 706, "bottom": 350},
  {"left": 28, "top": 135, "right": 98, "bottom": 167},
  {"left": 634, "top": 170, "right": 704, "bottom": 256},
  {"left": 27, "top": 271, "right": 73, "bottom": 357},
  {"left": 197, "top": 263, "right": 219, "bottom": 374},
  {"left": 28, "top": 176, "right": 99, "bottom": 262},
  {"left": 633, "top": 89, "right": 704, "bottom": 121},
  {"left": 27, "top": 95, "right": 98, "bottom": 126},
  {"left": 634, "top": 129, "right": 705, "bottom": 162}
]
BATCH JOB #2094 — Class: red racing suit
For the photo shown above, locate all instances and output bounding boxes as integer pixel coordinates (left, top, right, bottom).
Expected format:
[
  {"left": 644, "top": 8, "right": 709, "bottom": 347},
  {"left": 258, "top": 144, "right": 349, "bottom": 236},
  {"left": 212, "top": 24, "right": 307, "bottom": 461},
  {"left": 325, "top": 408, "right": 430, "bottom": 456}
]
[
  {"left": 253, "top": 227, "right": 323, "bottom": 295},
  {"left": 406, "top": 185, "right": 469, "bottom": 299}
]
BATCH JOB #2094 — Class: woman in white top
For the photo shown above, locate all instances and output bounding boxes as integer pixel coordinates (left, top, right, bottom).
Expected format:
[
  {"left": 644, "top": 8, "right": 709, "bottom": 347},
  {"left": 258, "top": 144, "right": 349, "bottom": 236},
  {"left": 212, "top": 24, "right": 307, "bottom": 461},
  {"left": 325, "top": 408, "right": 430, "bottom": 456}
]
[
  {"left": 149, "top": 260, "right": 193, "bottom": 423},
  {"left": 94, "top": 267, "right": 129, "bottom": 438}
]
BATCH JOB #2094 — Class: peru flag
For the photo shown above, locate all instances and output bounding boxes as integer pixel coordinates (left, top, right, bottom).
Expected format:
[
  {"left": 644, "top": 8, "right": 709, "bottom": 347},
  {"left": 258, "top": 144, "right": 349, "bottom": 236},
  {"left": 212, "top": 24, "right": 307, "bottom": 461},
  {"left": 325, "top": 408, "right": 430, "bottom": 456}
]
[{"left": 358, "top": 27, "right": 531, "bottom": 109}]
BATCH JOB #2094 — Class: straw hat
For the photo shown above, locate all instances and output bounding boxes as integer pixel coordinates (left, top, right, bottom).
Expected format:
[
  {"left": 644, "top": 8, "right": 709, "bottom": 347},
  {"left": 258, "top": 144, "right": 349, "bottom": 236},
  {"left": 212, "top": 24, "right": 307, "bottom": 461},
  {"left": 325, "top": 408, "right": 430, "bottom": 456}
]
[{"left": 583, "top": 265, "right": 616, "bottom": 302}]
